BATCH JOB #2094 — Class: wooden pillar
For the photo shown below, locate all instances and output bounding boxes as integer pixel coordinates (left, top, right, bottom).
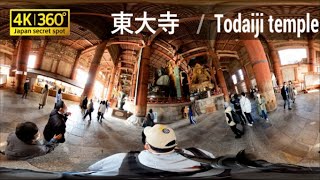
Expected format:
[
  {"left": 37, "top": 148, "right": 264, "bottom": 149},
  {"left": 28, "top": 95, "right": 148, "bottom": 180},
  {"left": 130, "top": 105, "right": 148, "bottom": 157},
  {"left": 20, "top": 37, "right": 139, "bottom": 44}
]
[
  {"left": 242, "top": 66, "right": 251, "bottom": 92},
  {"left": 135, "top": 46, "right": 151, "bottom": 117},
  {"left": 54, "top": 60, "right": 60, "bottom": 74},
  {"left": 294, "top": 67, "right": 299, "bottom": 82},
  {"left": 210, "top": 50, "right": 229, "bottom": 101},
  {"left": 15, "top": 39, "right": 32, "bottom": 94},
  {"left": 308, "top": 39, "right": 316, "bottom": 72},
  {"left": 34, "top": 41, "right": 47, "bottom": 70},
  {"left": 268, "top": 42, "right": 283, "bottom": 86},
  {"left": 241, "top": 34, "right": 277, "bottom": 111},
  {"left": 82, "top": 41, "right": 107, "bottom": 99},
  {"left": 210, "top": 68, "right": 219, "bottom": 91},
  {"left": 106, "top": 66, "right": 117, "bottom": 101},
  {"left": 9, "top": 44, "right": 19, "bottom": 77},
  {"left": 130, "top": 63, "right": 138, "bottom": 99},
  {"left": 70, "top": 50, "right": 82, "bottom": 80}
]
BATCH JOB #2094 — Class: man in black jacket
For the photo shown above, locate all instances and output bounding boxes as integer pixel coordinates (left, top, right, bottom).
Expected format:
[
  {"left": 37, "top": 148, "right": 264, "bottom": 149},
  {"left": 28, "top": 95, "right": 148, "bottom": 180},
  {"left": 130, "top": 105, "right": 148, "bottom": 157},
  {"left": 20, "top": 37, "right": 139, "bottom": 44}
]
[
  {"left": 21, "top": 79, "right": 30, "bottom": 99},
  {"left": 43, "top": 101, "right": 71, "bottom": 143},
  {"left": 230, "top": 94, "right": 247, "bottom": 125},
  {"left": 281, "top": 82, "right": 291, "bottom": 110}
]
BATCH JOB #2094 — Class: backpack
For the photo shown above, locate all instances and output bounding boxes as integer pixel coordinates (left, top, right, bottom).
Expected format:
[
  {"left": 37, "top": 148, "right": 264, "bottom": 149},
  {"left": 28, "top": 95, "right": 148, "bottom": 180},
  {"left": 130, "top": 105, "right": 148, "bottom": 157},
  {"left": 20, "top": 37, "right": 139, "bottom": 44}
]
[{"left": 231, "top": 110, "right": 241, "bottom": 124}]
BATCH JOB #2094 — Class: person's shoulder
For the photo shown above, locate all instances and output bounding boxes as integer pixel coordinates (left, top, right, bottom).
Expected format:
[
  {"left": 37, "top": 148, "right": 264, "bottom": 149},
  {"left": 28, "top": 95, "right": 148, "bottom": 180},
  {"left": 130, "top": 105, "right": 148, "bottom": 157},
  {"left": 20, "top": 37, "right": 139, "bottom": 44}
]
[
  {"left": 138, "top": 150, "right": 152, "bottom": 158},
  {"left": 99, "top": 153, "right": 128, "bottom": 163},
  {"left": 7, "top": 132, "right": 16, "bottom": 140},
  {"left": 49, "top": 109, "right": 58, "bottom": 117},
  {"left": 109, "top": 153, "right": 128, "bottom": 158},
  {"left": 183, "top": 148, "right": 215, "bottom": 158}
]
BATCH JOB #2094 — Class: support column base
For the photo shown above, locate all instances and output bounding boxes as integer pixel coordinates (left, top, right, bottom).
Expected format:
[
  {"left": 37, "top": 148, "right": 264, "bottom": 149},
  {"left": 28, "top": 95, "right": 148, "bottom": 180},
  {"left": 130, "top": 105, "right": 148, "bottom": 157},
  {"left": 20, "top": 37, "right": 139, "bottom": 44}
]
[{"left": 126, "top": 115, "right": 145, "bottom": 127}]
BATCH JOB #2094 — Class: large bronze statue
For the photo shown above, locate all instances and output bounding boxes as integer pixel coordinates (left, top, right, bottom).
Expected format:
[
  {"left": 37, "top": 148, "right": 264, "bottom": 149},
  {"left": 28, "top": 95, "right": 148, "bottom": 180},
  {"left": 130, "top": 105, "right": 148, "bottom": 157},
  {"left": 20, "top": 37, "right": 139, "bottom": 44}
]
[
  {"left": 156, "top": 68, "right": 170, "bottom": 86},
  {"left": 148, "top": 68, "right": 171, "bottom": 98},
  {"left": 190, "top": 63, "right": 214, "bottom": 93},
  {"left": 117, "top": 91, "right": 126, "bottom": 110}
]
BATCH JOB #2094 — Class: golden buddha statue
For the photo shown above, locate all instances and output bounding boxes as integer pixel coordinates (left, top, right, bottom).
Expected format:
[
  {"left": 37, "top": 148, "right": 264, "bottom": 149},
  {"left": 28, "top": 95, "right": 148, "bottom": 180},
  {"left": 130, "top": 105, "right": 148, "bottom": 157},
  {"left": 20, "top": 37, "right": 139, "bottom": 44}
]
[{"left": 190, "top": 63, "right": 214, "bottom": 93}]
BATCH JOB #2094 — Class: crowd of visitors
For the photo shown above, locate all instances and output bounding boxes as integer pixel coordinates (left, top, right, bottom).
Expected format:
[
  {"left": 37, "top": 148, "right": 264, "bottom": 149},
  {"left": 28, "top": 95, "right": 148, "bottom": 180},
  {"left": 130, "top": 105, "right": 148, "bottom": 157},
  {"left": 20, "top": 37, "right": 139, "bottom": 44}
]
[{"left": 1, "top": 79, "right": 301, "bottom": 177}]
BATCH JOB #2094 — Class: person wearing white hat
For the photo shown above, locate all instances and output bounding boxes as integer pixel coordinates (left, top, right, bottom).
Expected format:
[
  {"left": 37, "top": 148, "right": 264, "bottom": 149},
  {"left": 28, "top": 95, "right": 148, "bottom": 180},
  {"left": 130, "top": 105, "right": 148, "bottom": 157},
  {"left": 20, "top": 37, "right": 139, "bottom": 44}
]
[{"left": 88, "top": 124, "right": 218, "bottom": 177}]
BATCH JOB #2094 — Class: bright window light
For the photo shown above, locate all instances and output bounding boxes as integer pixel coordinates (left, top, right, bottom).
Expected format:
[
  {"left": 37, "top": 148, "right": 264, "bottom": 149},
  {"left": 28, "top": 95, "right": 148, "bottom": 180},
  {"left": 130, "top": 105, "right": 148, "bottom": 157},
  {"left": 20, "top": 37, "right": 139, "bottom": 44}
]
[
  {"left": 94, "top": 81, "right": 103, "bottom": 100},
  {"left": 99, "top": 71, "right": 105, "bottom": 78},
  {"left": 27, "top": 55, "right": 36, "bottom": 68},
  {"left": 278, "top": 48, "right": 307, "bottom": 65},
  {"left": 76, "top": 69, "right": 88, "bottom": 87},
  {"left": 238, "top": 69, "right": 244, "bottom": 81},
  {"left": 232, "top": 74, "right": 237, "bottom": 84}
]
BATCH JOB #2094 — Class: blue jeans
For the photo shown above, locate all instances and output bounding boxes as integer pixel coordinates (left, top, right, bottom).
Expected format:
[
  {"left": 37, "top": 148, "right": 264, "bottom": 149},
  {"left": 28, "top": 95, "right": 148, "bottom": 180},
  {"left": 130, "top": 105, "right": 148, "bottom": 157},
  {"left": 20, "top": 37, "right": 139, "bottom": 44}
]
[
  {"left": 261, "top": 110, "right": 268, "bottom": 119},
  {"left": 284, "top": 98, "right": 291, "bottom": 109}
]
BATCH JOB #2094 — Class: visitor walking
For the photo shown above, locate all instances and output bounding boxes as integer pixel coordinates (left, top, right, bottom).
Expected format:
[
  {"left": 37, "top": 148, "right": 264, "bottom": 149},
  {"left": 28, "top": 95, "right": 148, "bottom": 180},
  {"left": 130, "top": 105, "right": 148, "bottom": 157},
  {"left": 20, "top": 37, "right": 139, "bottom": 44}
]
[
  {"left": 83, "top": 99, "right": 94, "bottom": 121},
  {"left": 230, "top": 93, "right": 247, "bottom": 125},
  {"left": 39, "top": 84, "right": 49, "bottom": 109},
  {"left": 281, "top": 82, "right": 291, "bottom": 110},
  {"left": 21, "top": 79, "right": 30, "bottom": 99},
  {"left": 255, "top": 93, "right": 269, "bottom": 122},
  {"left": 224, "top": 102, "right": 244, "bottom": 139},
  {"left": 55, "top": 88, "right": 62, "bottom": 109},
  {"left": 97, "top": 101, "right": 107, "bottom": 122},
  {"left": 240, "top": 92, "right": 254, "bottom": 126}
]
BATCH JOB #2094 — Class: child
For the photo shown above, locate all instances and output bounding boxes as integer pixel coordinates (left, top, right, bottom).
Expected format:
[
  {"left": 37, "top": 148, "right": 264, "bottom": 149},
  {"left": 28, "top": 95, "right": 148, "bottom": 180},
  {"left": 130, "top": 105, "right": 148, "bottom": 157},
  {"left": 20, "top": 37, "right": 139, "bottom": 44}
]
[{"left": 293, "top": 87, "right": 298, "bottom": 103}]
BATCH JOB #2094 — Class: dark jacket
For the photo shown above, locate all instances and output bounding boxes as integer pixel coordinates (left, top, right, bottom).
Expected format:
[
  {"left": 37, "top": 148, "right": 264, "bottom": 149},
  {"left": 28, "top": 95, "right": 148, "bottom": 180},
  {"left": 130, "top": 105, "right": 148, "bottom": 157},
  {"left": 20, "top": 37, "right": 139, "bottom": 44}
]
[
  {"left": 142, "top": 113, "right": 155, "bottom": 127},
  {"left": 230, "top": 98, "right": 241, "bottom": 111},
  {"left": 82, "top": 98, "right": 88, "bottom": 109},
  {"left": 88, "top": 102, "right": 94, "bottom": 112},
  {"left": 23, "top": 82, "right": 29, "bottom": 91},
  {"left": 281, "top": 86, "right": 288, "bottom": 100},
  {"left": 43, "top": 109, "right": 67, "bottom": 143}
]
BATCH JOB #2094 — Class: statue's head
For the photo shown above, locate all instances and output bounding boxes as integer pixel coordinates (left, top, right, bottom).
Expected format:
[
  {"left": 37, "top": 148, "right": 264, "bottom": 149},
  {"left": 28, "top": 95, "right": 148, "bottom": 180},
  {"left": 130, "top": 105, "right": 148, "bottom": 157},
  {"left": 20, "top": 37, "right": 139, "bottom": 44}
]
[
  {"left": 158, "top": 68, "right": 166, "bottom": 77},
  {"left": 194, "top": 64, "right": 202, "bottom": 73},
  {"left": 157, "top": 69, "right": 162, "bottom": 76}
]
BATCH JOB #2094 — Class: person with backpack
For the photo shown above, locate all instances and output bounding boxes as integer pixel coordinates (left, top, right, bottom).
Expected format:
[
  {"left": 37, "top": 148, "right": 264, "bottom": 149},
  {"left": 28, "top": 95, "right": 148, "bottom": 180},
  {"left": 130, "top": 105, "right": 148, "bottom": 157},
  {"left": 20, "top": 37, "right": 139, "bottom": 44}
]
[
  {"left": 88, "top": 124, "right": 219, "bottom": 177},
  {"left": 224, "top": 102, "right": 244, "bottom": 139},
  {"left": 230, "top": 93, "right": 247, "bottom": 125}
]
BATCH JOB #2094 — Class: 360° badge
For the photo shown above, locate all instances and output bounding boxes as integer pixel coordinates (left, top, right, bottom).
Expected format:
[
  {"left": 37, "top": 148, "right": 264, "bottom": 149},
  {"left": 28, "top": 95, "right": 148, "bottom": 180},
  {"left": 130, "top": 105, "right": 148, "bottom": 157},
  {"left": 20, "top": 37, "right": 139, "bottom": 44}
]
[{"left": 10, "top": 9, "right": 70, "bottom": 36}]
